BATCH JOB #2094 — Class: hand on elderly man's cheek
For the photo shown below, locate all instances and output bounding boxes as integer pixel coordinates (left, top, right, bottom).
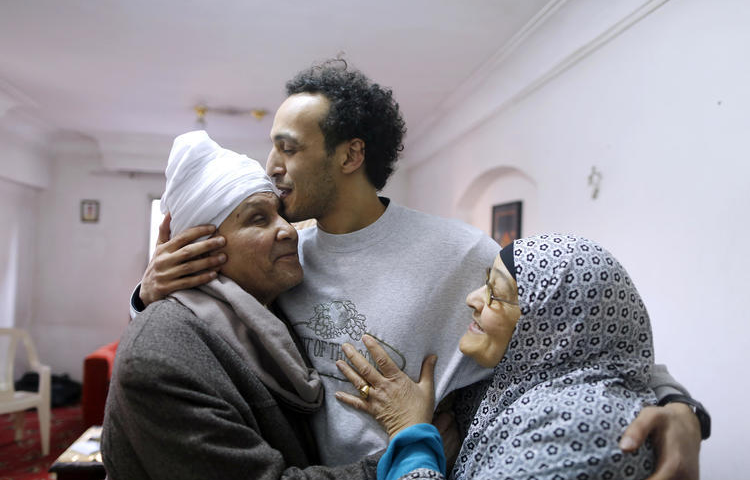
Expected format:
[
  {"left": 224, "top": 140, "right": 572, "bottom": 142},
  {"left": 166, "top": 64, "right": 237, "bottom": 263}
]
[{"left": 140, "top": 214, "right": 226, "bottom": 306}]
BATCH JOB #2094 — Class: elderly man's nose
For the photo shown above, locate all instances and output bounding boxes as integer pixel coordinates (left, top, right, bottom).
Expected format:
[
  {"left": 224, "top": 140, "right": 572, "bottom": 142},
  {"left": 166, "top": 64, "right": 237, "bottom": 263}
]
[{"left": 277, "top": 221, "right": 296, "bottom": 241}]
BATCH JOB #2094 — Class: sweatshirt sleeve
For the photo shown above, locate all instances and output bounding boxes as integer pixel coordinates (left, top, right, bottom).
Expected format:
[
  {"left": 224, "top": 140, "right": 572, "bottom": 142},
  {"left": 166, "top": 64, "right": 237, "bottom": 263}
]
[{"left": 649, "top": 363, "right": 691, "bottom": 400}]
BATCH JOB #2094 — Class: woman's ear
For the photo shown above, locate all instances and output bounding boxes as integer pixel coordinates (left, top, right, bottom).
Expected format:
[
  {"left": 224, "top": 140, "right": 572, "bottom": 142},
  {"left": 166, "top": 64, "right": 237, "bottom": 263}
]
[{"left": 341, "top": 138, "right": 365, "bottom": 174}]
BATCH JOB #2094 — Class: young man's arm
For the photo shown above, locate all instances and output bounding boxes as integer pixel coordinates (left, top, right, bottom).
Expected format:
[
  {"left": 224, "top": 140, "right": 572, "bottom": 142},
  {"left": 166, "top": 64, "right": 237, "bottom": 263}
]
[{"left": 620, "top": 365, "right": 709, "bottom": 480}]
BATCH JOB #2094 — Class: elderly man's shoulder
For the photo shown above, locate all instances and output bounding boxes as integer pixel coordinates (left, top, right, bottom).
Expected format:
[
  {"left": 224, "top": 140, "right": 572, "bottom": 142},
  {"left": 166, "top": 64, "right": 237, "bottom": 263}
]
[
  {"left": 118, "top": 300, "right": 219, "bottom": 373},
  {"left": 129, "top": 300, "right": 200, "bottom": 339}
]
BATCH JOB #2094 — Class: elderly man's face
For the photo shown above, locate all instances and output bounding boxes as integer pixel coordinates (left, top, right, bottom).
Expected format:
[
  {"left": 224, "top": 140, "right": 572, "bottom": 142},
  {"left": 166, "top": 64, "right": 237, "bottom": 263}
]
[
  {"left": 216, "top": 192, "right": 302, "bottom": 304},
  {"left": 266, "top": 93, "right": 340, "bottom": 223}
]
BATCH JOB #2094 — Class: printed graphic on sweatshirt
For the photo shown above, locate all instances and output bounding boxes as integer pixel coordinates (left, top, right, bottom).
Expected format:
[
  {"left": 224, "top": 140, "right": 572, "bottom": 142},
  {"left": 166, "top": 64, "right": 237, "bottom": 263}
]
[
  {"left": 292, "top": 300, "right": 406, "bottom": 381},
  {"left": 307, "top": 300, "right": 366, "bottom": 341}
]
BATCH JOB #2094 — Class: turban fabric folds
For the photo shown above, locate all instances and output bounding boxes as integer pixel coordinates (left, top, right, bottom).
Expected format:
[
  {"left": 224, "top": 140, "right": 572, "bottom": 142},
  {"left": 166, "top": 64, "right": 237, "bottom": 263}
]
[{"left": 161, "top": 130, "right": 278, "bottom": 239}]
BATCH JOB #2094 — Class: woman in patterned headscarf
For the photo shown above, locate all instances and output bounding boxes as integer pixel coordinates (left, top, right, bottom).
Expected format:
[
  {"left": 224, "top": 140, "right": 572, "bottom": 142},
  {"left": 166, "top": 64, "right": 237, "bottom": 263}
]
[{"left": 336, "top": 234, "right": 656, "bottom": 480}]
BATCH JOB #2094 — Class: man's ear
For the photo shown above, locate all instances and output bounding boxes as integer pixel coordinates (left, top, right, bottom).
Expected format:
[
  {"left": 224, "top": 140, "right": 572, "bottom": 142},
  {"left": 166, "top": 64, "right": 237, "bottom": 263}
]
[{"left": 341, "top": 138, "right": 365, "bottom": 174}]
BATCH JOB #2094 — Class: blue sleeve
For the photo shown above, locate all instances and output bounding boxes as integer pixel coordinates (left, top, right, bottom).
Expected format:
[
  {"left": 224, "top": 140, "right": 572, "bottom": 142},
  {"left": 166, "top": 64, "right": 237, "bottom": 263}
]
[{"left": 377, "top": 423, "right": 446, "bottom": 480}]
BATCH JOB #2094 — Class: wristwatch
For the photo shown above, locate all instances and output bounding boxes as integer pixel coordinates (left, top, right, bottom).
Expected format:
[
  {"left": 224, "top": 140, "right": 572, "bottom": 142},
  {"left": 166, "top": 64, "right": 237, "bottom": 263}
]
[{"left": 658, "top": 393, "right": 711, "bottom": 440}]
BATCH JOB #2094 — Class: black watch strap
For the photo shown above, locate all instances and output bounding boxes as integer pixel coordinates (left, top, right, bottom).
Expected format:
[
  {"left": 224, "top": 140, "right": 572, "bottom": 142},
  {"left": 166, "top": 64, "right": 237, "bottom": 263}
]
[{"left": 658, "top": 393, "right": 711, "bottom": 440}]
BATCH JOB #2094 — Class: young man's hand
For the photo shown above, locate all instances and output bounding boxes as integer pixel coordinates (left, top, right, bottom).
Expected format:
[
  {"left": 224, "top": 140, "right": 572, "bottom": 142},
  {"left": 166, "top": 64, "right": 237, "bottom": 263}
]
[
  {"left": 620, "top": 403, "right": 701, "bottom": 480},
  {"left": 139, "top": 213, "right": 227, "bottom": 306}
]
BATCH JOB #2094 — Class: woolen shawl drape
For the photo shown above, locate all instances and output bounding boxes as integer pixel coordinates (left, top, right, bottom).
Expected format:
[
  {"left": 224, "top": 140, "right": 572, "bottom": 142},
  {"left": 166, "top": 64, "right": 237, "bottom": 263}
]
[{"left": 170, "top": 275, "right": 324, "bottom": 413}]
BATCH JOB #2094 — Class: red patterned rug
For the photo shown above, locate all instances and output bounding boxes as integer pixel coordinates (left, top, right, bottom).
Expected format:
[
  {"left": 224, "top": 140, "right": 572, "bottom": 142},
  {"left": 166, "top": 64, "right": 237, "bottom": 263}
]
[{"left": 0, "top": 406, "right": 85, "bottom": 480}]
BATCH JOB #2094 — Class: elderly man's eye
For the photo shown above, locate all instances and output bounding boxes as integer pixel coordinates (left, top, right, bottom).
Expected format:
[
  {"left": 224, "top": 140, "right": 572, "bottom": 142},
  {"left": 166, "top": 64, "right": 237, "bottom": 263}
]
[{"left": 248, "top": 214, "right": 267, "bottom": 225}]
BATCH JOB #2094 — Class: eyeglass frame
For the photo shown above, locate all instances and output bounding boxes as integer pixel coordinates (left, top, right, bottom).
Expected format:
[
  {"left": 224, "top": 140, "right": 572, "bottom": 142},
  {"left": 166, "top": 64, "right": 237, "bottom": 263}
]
[{"left": 485, "top": 267, "right": 519, "bottom": 307}]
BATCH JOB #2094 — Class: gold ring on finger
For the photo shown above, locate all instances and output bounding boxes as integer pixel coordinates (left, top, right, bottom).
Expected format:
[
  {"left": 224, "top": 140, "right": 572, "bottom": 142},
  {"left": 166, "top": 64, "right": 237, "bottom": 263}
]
[{"left": 358, "top": 384, "right": 371, "bottom": 400}]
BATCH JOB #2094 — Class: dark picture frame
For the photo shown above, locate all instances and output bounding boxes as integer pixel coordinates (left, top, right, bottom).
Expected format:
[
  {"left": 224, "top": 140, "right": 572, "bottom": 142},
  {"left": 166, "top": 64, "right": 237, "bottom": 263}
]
[
  {"left": 491, "top": 201, "right": 522, "bottom": 247},
  {"left": 80, "top": 199, "right": 100, "bottom": 223}
]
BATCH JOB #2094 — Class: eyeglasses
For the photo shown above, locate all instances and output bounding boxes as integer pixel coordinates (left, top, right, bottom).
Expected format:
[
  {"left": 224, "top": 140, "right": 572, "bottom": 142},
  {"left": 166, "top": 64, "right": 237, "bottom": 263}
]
[{"left": 485, "top": 267, "right": 518, "bottom": 307}]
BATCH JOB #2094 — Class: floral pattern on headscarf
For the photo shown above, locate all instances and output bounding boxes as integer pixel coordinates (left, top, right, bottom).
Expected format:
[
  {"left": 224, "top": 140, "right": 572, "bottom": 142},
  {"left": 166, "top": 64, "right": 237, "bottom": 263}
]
[{"left": 453, "top": 234, "right": 656, "bottom": 480}]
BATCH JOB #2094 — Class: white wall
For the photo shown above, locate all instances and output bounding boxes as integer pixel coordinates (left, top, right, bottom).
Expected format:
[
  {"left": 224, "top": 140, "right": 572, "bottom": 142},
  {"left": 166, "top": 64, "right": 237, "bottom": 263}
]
[
  {"left": 404, "top": 0, "right": 748, "bottom": 477},
  {"left": 32, "top": 136, "right": 165, "bottom": 382},
  {"left": 381, "top": 163, "right": 408, "bottom": 205},
  {"left": 0, "top": 128, "right": 51, "bottom": 190},
  {"left": 0, "top": 177, "right": 39, "bottom": 332},
  {"left": 0, "top": 121, "right": 48, "bottom": 375}
]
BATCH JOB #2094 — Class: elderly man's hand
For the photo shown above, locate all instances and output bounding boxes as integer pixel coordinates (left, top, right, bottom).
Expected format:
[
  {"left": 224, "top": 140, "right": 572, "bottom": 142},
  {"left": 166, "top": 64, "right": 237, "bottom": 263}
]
[
  {"left": 620, "top": 402, "right": 701, "bottom": 480},
  {"left": 139, "top": 213, "right": 227, "bottom": 306},
  {"left": 335, "top": 334, "right": 437, "bottom": 439}
]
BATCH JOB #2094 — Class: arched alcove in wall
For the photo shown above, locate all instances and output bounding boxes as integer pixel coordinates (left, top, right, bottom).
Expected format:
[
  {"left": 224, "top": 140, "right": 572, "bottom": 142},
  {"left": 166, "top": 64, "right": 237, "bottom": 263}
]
[{"left": 455, "top": 165, "right": 538, "bottom": 240}]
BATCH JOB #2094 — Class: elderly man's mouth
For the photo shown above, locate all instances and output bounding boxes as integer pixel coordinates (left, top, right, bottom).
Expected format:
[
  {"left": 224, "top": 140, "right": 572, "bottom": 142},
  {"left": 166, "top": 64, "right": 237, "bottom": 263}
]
[{"left": 276, "top": 252, "right": 299, "bottom": 262}]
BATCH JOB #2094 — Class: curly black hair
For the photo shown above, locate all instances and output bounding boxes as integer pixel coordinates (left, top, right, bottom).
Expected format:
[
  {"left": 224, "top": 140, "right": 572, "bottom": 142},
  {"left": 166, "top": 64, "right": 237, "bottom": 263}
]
[{"left": 285, "top": 59, "right": 406, "bottom": 190}]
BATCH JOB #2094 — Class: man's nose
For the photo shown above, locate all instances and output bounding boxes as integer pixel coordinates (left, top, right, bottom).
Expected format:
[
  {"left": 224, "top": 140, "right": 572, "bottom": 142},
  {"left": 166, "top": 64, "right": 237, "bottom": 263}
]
[{"left": 266, "top": 151, "right": 284, "bottom": 177}]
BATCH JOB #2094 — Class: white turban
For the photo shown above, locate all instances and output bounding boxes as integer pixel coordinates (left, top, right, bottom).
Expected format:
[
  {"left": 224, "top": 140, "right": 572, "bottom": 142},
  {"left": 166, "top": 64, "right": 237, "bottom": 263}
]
[{"left": 161, "top": 130, "right": 278, "bottom": 239}]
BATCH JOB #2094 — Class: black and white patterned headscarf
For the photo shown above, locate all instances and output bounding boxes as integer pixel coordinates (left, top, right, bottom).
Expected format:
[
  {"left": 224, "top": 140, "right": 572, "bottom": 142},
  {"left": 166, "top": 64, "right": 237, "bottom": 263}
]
[{"left": 453, "top": 234, "right": 656, "bottom": 480}]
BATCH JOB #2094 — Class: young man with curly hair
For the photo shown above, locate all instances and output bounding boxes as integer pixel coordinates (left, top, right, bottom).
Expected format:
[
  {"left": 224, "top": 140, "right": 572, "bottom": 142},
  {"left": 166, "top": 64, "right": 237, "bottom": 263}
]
[{"left": 134, "top": 60, "right": 705, "bottom": 477}]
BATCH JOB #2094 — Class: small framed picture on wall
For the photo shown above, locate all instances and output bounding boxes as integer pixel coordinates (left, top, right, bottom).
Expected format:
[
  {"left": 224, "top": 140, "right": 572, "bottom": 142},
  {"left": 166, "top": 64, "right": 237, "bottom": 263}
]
[
  {"left": 81, "top": 200, "right": 100, "bottom": 223},
  {"left": 491, "top": 201, "right": 522, "bottom": 247}
]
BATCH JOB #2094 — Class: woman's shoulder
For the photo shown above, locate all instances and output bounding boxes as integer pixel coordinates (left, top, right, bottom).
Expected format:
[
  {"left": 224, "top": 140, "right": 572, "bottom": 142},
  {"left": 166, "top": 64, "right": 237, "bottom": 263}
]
[{"left": 456, "top": 373, "right": 655, "bottom": 479}]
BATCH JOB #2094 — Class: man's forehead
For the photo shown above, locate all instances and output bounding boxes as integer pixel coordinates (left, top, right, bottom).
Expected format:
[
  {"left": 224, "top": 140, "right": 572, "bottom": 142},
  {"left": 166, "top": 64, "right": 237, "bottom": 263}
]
[
  {"left": 276, "top": 93, "right": 329, "bottom": 124},
  {"left": 270, "top": 96, "right": 328, "bottom": 144},
  {"left": 286, "top": 92, "right": 330, "bottom": 108}
]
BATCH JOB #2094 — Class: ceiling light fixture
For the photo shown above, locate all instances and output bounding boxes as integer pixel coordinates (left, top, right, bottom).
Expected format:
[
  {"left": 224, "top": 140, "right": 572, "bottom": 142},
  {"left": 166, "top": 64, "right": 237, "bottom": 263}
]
[
  {"left": 194, "top": 105, "right": 207, "bottom": 129},
  {"left": 193, "top": 104, "right": 268, "bottom": 130}
]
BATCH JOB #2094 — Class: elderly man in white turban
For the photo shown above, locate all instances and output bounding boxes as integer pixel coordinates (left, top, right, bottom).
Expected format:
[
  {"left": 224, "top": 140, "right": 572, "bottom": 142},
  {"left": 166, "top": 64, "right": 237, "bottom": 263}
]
[{"left": 101, "top": 131, "right": 381, "bottom": 480}]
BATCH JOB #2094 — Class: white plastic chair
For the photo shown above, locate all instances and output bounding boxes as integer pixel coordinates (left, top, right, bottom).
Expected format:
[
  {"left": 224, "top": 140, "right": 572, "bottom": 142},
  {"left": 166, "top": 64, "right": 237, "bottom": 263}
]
[{"left": 0, "top": 328, "right": 51, "bottom": 455}]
